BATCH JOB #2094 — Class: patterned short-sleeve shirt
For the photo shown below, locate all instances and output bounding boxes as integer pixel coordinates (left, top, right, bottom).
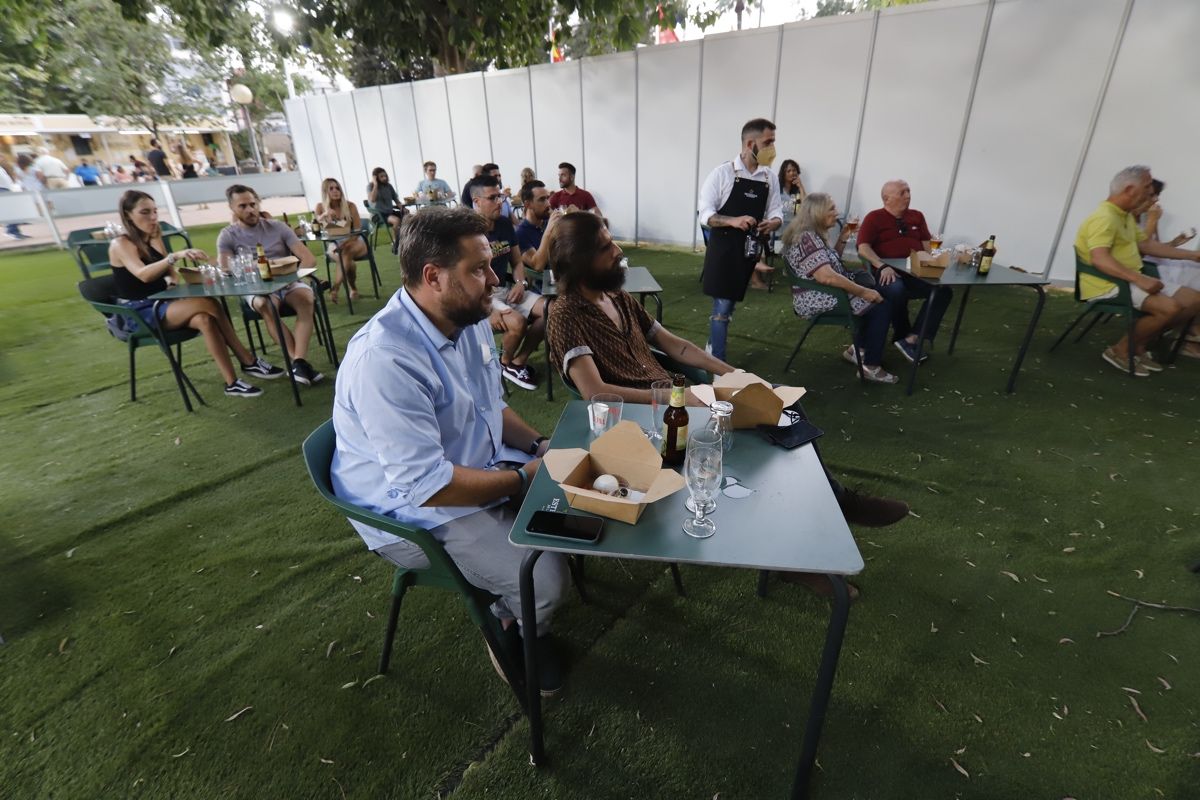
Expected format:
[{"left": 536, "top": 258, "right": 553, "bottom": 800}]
[
  {"left": 784, "top": 230, "right": 872, "bottom": 318},
  {"left": 546, "top": 289, "right": 671, "bottom": 390}
]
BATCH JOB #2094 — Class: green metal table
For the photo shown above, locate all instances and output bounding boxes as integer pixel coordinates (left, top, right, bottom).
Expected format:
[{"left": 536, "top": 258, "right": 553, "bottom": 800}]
[
  {"left": 150, "top": 267, "right": 336, "bottom": 408},
  {"left": 539, "top": 266, "right": 664, "bottom": 401},
  {"left": 882, "top": 258, "right": 1048, "bottom": 395},
  {"left": 510, "top": 402, "right": 863, "bottom": 799}
]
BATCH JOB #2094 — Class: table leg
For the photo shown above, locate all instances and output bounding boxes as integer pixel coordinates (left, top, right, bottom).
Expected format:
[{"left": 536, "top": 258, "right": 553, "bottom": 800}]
[
  {"left": 544, "top": 294, "right": 556, "bottom": 402},
  {"left": 152, "top": 300, "right": 196, "bottom": 412},
  {"left": 266, "top": 298, "right": 302, "bottom": 407},
  {"left": 947, "top": 287, "right": 971, "bottom": 356},
  {"left": 904, "top": 288, "right": 936, "bottom": 396},
  {"left": 1006, "top": 285, "right": 1046, "bottom": 394},
  {"left": 310, "top": 276, "right": 340, "bottom": 367},
  {"left": 519, "top": 549, "right": 546, "bottom": 766},
  {"left": 790, "top": 574, "right": 852, "bottom": 800}
]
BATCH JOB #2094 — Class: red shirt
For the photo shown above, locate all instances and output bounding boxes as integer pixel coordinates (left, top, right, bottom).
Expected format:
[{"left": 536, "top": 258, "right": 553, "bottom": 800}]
[
  {"left": 857, "top": 208, "right": 931, "bottom": 259},
  {"left": 549, "top": 187, "right": 597, "bottom": 211}
]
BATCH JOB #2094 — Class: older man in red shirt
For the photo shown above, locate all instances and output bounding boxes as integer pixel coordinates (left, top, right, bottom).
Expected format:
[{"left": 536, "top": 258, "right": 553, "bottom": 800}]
[{"left": 856, "top": 179, "right": 953, "bottom": 364}]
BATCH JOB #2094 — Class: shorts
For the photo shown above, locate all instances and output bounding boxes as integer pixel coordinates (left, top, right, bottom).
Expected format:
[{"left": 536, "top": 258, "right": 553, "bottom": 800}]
[
  {"left": 1094, "top": 275, "right": 1183, "bottom": 310},
  {"left": 119, "top": 298, "right": 169, "bottom": 327},
  {"left": 1147, "top": 258, "right": 1200, "bottom": 292},
  {"left": 490, "top": 286, "right": 538, "bottom": 319},
  {"left": 248, "top": 280, "right": 312, "bottom": 309}
]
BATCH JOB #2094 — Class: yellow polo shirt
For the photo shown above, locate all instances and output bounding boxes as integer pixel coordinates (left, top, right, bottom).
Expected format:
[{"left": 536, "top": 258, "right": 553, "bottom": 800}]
[{"left": 1074, "top": 200, "right": 1146, "bottom": 300}]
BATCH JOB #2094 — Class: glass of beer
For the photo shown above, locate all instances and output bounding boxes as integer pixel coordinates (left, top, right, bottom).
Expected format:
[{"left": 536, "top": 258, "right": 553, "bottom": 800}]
[{"left": 929, "top": 232, "right": 943, "bottom": 251}]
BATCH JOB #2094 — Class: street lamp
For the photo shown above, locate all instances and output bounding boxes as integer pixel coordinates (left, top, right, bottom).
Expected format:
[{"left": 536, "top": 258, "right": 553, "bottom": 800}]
[{"left": 229, "top": 82, "right": 263, "bottom": 169}]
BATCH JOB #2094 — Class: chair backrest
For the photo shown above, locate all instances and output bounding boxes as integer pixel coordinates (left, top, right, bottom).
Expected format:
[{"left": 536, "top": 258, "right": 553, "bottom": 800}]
[
  {"left": 301, "top": 420, "right": 486, "bottom": 600},
  {"left": 75, "top": 241, "right": 113, "bottom": 278},
  {"left": 77, "top": 274, "right": 118, "bottom": 306},
  {"left": 1074, "top": 253, "right": 1132, "bottom": 305},
  {"left": 67, "top": 227, "right": 107, "bottom": 247},
  {"left": 77, "top": 275, "right": 157, "bottom": 342}
]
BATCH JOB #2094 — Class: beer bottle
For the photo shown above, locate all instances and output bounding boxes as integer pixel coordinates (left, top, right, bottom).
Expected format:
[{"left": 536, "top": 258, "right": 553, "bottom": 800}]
[
  {"left": 977, "top": 234, "right": 996, "bottom": 275},
  {"left": 256, "top": 243, "right": 271, "bottom": 281},
  {"left": 661, "top": 373, "right": 689, "bottom": 467}
]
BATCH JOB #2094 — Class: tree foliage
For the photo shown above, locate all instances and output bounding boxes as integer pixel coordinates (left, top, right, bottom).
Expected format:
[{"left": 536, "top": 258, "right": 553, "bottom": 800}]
[{"left": 816, "top": 0, "right": 930, "bottom": 15}]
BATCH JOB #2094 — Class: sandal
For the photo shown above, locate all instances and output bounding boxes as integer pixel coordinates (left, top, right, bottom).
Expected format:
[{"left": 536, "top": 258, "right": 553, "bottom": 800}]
[{"left": 860, "top": 365, "right": 898, "bottom": 384}]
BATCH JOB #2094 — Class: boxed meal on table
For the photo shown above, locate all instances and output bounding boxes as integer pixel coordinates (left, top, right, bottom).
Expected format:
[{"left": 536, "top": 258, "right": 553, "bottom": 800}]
[
  {"left": 323, "top": 224, "right": 351, "bottom": 237},
  {"left": 177, "top": 265, "right": 204, "bottom": 285},
  {"left": 690, "top": 372, "right": 806, "bottom": 429},
  {"left": 909, "top": 250, "right": 951, "bottom": 278},
  {"left": 542, "top": 420, "right": 686, "bottom": 524},
  {"left": 268, "top": 256, "right": 300, "bottom": 277}
]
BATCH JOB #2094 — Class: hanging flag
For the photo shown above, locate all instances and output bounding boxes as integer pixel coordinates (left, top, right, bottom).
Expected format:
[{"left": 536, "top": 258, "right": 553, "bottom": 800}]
[
  {"left": 656, "top": 4, "right": 679, "bottom": 44},
  {"left": 550, "top": 23, "right": 565, "bottom": 62}
]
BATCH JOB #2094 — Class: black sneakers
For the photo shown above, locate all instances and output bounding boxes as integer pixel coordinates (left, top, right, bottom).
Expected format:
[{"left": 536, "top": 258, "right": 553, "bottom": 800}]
[
  {"left": 224, "top": 379, "right": 263, "bottom": 398},
  {"left": 290, "top": 358, "right": 325, "bottom": 386},
  {"left": 484, "top": 624, "right": 563, "bottom": 697},
  {"left": 242, "top": 357, "right": 285, "bottom": 379},
  {"left": 501, "top": 362, "right": 537, "bottom": 390},
  {"left": 837, "top": 488, "right": 909, "bottom": 527}
]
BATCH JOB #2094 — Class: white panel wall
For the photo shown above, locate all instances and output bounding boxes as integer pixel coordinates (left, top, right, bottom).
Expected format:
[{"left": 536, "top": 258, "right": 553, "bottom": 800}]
[
  {"left": 304, "top": 95, "right": 342, "bottom": 194},
  {"left": 949, "top": 0, "right": 1127, "bottom": 272},
  {"left": 851, "top": 0, "right": 987, "bottom": 230},
  {"left": 638, "top": 42, "right": 702, "bottom": 244},
  {"left": 281, "top": 0, "right": 1197, "bottom": 279},
  {"left": 445, "top": 73, "right": 493, "bottom": 192},
  {"left": 581, "top": 53, "right": 637, "bottom": 239},
  {"left": 411, "top": 78, "right": 460, "bottom": 194},
  {"left": 327, "top": 92, "right": 367, "bottom": 202},
  {"left": 774, "top": 16, "right": 874, "bottom": 208},
  {"left": 379, "top": 83, "right": 424, "bottom": 193},
  {"left": 1050, "top": 0, "right": 1200, "bottom": 280},
  {"left": 352, "top": 88, "right": 396, "bottom": 187},
  {"left": 285, "top": 97, "right": 321, "bottom": 209},
  {"left": 529, "top": 61, "right": 584, "bottom": 189},
  {"left": 486, "top": 69, "right": 537, "bottom": 183},
  {"left": 696, "top": 28, "right": 781, "bottom": 203}
]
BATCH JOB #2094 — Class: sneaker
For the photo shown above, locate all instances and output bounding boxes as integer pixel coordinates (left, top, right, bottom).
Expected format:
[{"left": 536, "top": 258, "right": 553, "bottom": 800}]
[
  {"left": 224, "top": 379, "right": 263, "bottom": 398},
  {"left": 1101, "top": 347, "right": 1149, "bottom": 376},
  {"left": 242, "top": 357, "right": 285, "bottom": 380},
  {"left": 893, "top": 339, "right": 929, "bottom": 364},
  {"left": 859, "top": 365, "right": 899, "bottom": 384},
  {"left": 837, "top": 488, "right": 909, "bottom": 527},
  {"left": 1135, "top": 353, "right": 1164, "bottom": 373},
  {"left": 1178, "top": 343, "right": 1200, "bottom": 360},
  {"left": 501, "top": 362, "right": 537, "bottom": 390},
  {"left": 841, "top": 344, "right": 863, "bottom": 366},
  {"left": 291, "top": 358, "right": 325, "bottom": 386}
]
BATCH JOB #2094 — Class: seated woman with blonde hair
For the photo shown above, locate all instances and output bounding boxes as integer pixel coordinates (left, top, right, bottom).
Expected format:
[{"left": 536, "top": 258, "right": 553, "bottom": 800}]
[
  {"left": 781, "top": 192, "right": 905, "bottom": 384},
  {"left": 108, "top": 190, "right": 284, "bottom": 397},
  {"left": 314, "top": 177, "right": 369, "bottom": 303}
]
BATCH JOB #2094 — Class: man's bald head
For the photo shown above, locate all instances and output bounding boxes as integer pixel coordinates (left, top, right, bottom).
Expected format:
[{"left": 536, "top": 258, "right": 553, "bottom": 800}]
[{"left": 881, "top": 180, "right": 911, "bottom": 215}]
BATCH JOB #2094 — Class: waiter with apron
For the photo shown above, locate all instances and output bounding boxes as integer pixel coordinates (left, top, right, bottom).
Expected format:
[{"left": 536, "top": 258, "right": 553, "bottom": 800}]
[{"left": 697, "top": 118, "right": 784, "bottom": 361}]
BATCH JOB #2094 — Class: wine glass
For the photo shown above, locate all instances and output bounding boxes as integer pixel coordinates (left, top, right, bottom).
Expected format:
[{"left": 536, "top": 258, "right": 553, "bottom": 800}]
[
  {"left": 684, "top": 428, "right": 723, "bottom": 515},
  {"left": 682, "top": 439, "right": 721, "bottom": 539},
  {"left": 645, "top": 379, "right": 671, "bottom": 442}
]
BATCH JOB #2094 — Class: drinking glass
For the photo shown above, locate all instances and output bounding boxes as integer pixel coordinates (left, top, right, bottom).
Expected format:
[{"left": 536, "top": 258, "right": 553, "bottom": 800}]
[
  {"left": 646, "top": 379, "right": 672, "bottom": 442},
  {"left": 684, "top": 427, "right": 723, "bottom": 515},
  {"left": 929, "top": 232, "right": 943, "bottom": 251},
  {"left": 201, "top": 265, "right": 217, "bottom": 289},
  {"left": 682, "top": 440, "right": 722, "bottom": 539},
  {"left": 588, "top": 393, "right": 624, "bottom": 437}
]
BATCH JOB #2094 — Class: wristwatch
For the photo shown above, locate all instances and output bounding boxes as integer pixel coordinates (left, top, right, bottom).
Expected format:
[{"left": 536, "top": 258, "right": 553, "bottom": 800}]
[{"left": 529, "top": 436, "right": 548, "bottom": 455}]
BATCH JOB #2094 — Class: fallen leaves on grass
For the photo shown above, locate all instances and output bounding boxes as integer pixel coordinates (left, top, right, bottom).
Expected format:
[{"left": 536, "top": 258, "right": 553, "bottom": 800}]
[
  {"left": 224, "top": 706, "right": 253, "bottom": 722},
  {"left": 1129, "top": 696, "right": 1148, "bottom": 723},
  {"left": 970, "top": 652, "right": 989, "bottom": 666},
  {"left": 326, "top": 640, "right": 338, "bottom": 658},
  {"left": 170, "top": 747, "right": 190, "bottom": 758},
  {"left": 361, "top": 674, "right": 385, "bottom": 689},
  {"left": 1145, "top": 740, "right": 1166, "bottom": 754},
  {"left": 340, "top": 681, "right": 358, "bottom": 690},
  {"left": 930, "top": 623, "right": 939, "bottom": 633},
  {"left": 1134, "top": 569, "right": 1144, "bottom": 579},
  {"left": 320, "top": 757, "right": 335, "bottom": 764},
  {"left": 58, "top": 638, "right": 69, "bottom": 655},
  {"left": 1033, "top": 574, "right": 1049, "bottom": 583},
  {"left": 1059, "top": 638, "right": 1075, "bottom": 645},
  {"left": 65, "top": 548, "right": 76, "bottom": 559},
  {"left": 1000, "top": 571, "right": 1020, "bottom": 583},
  {"left": 1157, "top": 676, "right": 1171, "bottom": 691},
  {"left": 950, "top": 757, "right": 970, "bottom": 778},
  {"left": 1062, "top": 547, "right": 1077, "bottom": 554}
]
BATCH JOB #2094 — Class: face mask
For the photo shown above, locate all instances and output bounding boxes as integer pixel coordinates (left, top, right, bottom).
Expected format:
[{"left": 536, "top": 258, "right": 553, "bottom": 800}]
[{"left": 752, "top": 144, "right": 777, "bottom": 167}]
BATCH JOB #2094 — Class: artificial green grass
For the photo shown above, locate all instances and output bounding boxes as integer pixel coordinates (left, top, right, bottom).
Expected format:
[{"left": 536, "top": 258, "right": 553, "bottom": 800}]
[{"left": 1, "top": 227, "right": 1196, "bottom": 799}]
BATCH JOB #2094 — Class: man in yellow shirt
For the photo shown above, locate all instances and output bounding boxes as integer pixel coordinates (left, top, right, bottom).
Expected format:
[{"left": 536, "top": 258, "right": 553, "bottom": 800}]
[{"left": 1074, "top": 165, "right": 1200, "bottom": 375}]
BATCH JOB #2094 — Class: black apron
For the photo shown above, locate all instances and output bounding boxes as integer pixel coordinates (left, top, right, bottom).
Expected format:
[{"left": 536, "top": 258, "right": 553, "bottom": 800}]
[{"left": 702, "top": 169, "right": 770, "bottom": 302}]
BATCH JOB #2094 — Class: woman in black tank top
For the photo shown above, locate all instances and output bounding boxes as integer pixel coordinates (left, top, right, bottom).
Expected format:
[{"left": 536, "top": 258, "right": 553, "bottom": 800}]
[{"left": 109, "top": 190, "right": 281, "bottom": 397}]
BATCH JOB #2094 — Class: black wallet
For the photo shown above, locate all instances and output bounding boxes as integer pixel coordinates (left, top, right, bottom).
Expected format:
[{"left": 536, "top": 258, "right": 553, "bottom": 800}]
[{"left": 756, "top": 419, "right": 824, "bottom": 449}]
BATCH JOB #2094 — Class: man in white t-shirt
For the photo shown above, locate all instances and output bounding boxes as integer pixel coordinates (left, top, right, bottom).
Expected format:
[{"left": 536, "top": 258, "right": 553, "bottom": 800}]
[
  {"left": 216, "top": 184, "right": 325, "bottom": 386},
  {"left": 33, "top": 147, "right": 69, "bottom": 190}
]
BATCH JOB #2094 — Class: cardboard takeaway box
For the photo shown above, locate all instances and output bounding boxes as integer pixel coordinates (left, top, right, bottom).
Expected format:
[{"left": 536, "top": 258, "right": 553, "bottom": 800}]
[
  {"left": 542, "top": 420, "right": 686, "bottom": 524},
  {"left": 690, "top": 372, "right": 806, "bottom": 429},
  {"left": 909, "top": 249, "right": 951, "bottom": 278},
  {"left": 268, "top": 256, "right": 300, "bottom": 277}
]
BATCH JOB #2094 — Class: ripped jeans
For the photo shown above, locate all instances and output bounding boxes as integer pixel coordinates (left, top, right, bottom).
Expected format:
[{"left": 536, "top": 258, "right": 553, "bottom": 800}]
[{"left": 709, "top": 297, "right": 736, "bottom": 361}]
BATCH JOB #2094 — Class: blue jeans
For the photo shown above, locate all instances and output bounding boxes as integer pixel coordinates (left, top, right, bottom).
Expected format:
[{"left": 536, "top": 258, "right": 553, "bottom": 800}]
[
  {"left": 892, "top": 269, "right": 952, "bottom": 342},
  {"left": 709, "top": 297, "right": 736, "bottom": 361},
  {"left": 854, "top": 278, "right": 906, "bottom": 365}
]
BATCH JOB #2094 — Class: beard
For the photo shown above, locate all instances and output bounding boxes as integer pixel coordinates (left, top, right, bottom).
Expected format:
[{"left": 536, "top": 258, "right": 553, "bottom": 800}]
[
  {"left": 444, "top": 277, "right": 491, "bottom": 329},
  {"left": 584, "top": 264, "right": 625, "bottom": 293}
]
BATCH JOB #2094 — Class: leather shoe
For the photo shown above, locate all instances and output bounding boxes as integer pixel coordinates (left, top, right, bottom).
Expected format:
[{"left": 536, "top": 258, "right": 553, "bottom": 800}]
[{"left": 838, "top": 488, "right": 909, "bottom": 527}]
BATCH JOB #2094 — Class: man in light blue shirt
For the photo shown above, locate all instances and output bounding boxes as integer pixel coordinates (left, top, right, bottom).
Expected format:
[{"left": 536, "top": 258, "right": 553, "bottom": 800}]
[
  {"left": 415, "top": 161, "right": 454, "bottom": 199},
  {"left": 331, "top": 206, "right": 567, "bottom": 690}
]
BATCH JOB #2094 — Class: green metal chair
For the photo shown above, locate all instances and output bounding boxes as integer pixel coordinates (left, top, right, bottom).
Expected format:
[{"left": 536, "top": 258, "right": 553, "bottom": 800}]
[
  {"left": 363, "top": 199, "right": 395, "bottom": 251},
  {"left": 77, "top": 275, "right": 205, "bottom": 412},
  {"left": 1048, "top": 256, "right": 1187, "bottom": 375},
  {"left": 301, "top": 419, "right": 527, "bottom": 692},
  {"left": 782, "top": 271, "right": 865, "bottom": 381},
  {"left": 556, "top": 349, "right": 709, "bottom": 401},
  {"left": 69, "top": 224, "right": 193, "bottom": 279}
]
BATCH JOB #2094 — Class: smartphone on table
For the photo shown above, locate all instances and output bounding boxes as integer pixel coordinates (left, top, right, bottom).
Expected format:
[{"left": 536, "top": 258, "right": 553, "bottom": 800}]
[{"left": 525, "top": 511, "right": 604, "bottom": 544}]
